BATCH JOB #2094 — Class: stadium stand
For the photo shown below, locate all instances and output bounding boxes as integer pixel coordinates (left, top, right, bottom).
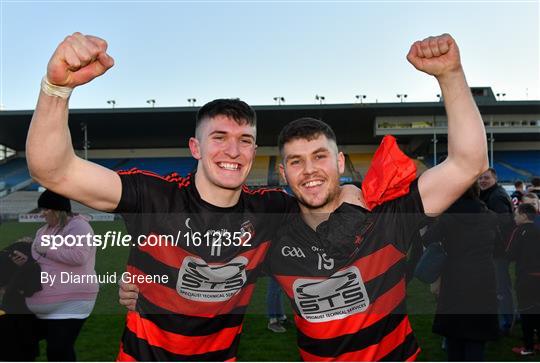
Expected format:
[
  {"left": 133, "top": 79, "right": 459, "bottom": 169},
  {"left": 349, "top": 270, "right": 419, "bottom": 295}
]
[
  {"left": 0, "top": 191, "right": 40, "bottom": 217},
  {"left": 1, "top": 89, "right": 537, "bottom": 218},
  {"left": 0, "top": 158, "right": 32, "bottom": 193},
  {"left": 247, "top": 156, "right": 270, "bottom": 186},
  {"left": 494, "top": 151, "right": 540, "bottom": 180},
  {"left": 0, "top": 190, "right": 105, "bottom": 220},
  {"left": 348, "top": 153, "right": 374, "bottom": 179}
]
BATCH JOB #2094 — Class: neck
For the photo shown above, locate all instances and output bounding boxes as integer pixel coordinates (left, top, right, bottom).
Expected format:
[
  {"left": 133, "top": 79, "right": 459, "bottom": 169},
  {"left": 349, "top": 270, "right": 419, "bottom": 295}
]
[
  {"left": 299, "top": 195, "right": 342, "bottom": 231},
  {"left": 194, "top": 172, "right": 242, "bottom": 208}
]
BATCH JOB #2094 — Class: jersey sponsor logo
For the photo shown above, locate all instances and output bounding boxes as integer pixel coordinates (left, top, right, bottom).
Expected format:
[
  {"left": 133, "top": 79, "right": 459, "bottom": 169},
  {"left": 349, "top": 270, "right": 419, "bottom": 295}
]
[
  {"left": 281, "top": 246, "right": 306, "bottom": 258},
  {"left": 176, "top": 256, "right": 248, "bottom": 302},
  {"left": 293, "top": 266, "right": 369, "bottom": 322}
]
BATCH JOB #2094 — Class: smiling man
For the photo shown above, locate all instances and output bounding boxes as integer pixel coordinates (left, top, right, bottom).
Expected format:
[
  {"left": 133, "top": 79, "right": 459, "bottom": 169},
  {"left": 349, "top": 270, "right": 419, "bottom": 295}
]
[{"left": 266, "top": 33, "right": 488, "bottom": 362}]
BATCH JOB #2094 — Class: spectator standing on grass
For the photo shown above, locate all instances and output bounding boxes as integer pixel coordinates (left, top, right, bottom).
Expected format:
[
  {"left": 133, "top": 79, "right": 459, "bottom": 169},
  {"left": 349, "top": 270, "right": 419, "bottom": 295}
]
[
  {"left": 507, "top": 203, "right": 540, "bottom": 356},
  {"left": 478, "top": 168, "right": 515, "bottom": 335},
  {"left": 24, "top": 190, "right": 98, "bottom": 361},
  {"left": 266, "top": 277, "right": 288, "bottom": 333},
  {"left": 428, "top": 183, "right": 499, "bottom": 361}
]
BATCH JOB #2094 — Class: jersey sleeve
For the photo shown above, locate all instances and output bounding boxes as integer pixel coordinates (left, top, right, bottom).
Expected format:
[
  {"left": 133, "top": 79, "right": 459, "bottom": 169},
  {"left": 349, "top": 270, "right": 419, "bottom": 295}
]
[
  {"left": 113, "top": 170, "right": 176, "bottom": 214},
  {"left": 114, "top": 172, "right": 145, "bottom": 213},
  {"left": 374, "top": 178, "right": 427, "bottom": 253}
]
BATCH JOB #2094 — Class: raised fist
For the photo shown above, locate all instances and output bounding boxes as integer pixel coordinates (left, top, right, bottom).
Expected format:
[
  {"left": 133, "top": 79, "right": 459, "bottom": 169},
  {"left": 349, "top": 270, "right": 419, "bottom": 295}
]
[
  {"left": 406, "top": 34, "right": 461, "bottom": 78},
  {"left": 47, "top": 32, "right": 114, "bottom": 88}
]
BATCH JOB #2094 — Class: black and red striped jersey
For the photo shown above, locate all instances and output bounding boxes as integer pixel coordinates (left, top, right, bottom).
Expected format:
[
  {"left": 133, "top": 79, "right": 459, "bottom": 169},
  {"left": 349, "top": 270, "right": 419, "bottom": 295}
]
[
  {"left": 268, "top": 180, "right": 425, "bottom": 362},
  {"left": 113, "top": 169, "right": 295, "bottom": 361}
]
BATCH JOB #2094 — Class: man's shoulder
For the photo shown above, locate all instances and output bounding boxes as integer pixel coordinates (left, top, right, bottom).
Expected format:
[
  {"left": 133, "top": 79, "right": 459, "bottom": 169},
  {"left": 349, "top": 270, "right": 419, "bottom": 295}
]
[
  {"left": 485, "top": 185, "right": 512, "bottom": 207},
  {"left": 118, "top": 169, "right": 192, "bottom": 192},
  {"left": 240, "top": 185, "right": 296, "bottom": 212},
  {"left": 241, "top": 185, "right": 288, "bottom": 197},
  {"left": 114, "top": 169, "right": 193, "bottom": 214}
]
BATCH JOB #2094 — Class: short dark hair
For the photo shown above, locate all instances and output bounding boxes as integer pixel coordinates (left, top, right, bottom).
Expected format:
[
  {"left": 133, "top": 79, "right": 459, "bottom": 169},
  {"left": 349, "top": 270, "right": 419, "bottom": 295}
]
[
  {"left": 531, "top": 176, "right": 540, "bottom": 187},
  {"left": 514, "top": 180, "right": 524, "bottom": 188},
  {"left": 517, "top": 203, "right": 537, "bottom": 221},
  {"left": 278, "top": 118, "right": 337, "bottom": 155},
  {"left": 487, "top": 167, "right": 497, "bottom": 178},
  {"left": 196, "top": 99, "right": 256, "bottom": 134}
]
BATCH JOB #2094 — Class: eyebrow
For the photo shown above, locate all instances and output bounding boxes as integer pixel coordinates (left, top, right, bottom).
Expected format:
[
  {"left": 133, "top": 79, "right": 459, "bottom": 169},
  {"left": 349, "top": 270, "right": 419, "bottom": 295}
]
[
  {"left": 285, "top": 147, "right": 330, "bottom": 162},
  {"left": 209, "top": 130, "right": 255, "bottom": 141}
]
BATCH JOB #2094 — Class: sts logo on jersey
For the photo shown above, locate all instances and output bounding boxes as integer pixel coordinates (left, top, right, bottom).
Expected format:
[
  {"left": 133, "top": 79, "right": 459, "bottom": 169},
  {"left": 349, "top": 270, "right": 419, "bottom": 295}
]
[
  {"left": 293, "top": 266, "right": 369, "bottom": 322},
  {"left": 177, "top": 256, "right": 248, "bottom": 302}
]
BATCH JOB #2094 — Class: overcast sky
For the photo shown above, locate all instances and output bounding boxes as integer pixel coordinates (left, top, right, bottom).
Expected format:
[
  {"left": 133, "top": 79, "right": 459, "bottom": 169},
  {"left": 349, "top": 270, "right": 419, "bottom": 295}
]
[{"left": 1, "top": 0, "right": 538, "bottom": 110}]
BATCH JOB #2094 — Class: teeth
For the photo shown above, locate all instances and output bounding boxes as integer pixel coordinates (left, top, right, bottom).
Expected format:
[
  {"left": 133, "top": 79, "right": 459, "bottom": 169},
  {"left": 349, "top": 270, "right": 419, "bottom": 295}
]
[
  {"left": 303, "top": 180, "right": 323, "bottom": 188},
  {"left": 219, "top": 162, "right": 239, "bottom": 170}
]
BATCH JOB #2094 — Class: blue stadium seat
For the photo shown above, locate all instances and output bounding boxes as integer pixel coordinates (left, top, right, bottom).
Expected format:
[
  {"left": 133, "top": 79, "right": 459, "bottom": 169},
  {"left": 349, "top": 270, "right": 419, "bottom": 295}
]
[
  {"left": 494, "top": 151, "right": 540, "bottom": 179},
  {"left": 0, "top": 158, "right": 31, "bottom": 189}
]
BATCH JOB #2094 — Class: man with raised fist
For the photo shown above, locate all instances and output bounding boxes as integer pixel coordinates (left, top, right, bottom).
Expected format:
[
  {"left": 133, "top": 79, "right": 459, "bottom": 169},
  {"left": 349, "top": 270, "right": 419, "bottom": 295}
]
[
  {"left": 261, "top": 34, "right": 489, "bottom": 362},
  {"left": 27, "top": 32, "right": 366, "bottom": 361}
]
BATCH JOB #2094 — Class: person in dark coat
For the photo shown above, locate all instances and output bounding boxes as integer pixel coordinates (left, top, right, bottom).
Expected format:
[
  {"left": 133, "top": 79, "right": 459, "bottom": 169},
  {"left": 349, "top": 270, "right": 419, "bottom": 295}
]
[
  {"left": 479, "top": 168, "right": 515, "bottom": 334},
  {"left": 429, "top": 183, "right": 500, "bottom": 361},
  {"left": 0, "top": 237, "right": 43, "bottom": 361},
  {"left": 507, "top": 203, "right": 540, "bottom": 356}
]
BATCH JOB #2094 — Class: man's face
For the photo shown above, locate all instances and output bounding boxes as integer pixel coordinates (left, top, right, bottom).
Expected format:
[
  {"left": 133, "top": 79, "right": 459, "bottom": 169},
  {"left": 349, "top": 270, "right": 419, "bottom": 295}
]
[
  {"left": 478, "top": 170, "right": 497, "bottom": 190},
  {"left": 279, "top": 134, "right": 344, "bottom": 210},
  {"left": 189, "top": 115, "right": 256, "bottom": 190}
]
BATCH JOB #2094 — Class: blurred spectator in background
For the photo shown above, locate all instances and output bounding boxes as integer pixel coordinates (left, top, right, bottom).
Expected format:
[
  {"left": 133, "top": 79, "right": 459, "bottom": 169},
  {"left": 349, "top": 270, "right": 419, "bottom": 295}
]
[
  {"left": 23, "top": 190, "right": 99, "bottom": 361},
  {"left": 511, "top": 180, "right": 525, "bottom": 207},
  {"left": 0, "top": 237, "right": 42, "bottom": 361},
  {"left": 527, "top": 177, "right": 540, "bottom": 198},
  {"left": 507, "top": 203, "right": 540, "bottom": 356},
  {"left": 479, "top": 168, "right": 516, "bottom": 335},
  {"left": 521, "top": 193, "right": 540, "bottom": 229},
  {"left": 429, "top": 183, "right": 500, "bottom": 361}
]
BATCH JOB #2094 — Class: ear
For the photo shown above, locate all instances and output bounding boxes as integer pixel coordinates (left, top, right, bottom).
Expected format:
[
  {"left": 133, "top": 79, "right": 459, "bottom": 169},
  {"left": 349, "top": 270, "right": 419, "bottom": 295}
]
[
  {"left": 337, "top": 151, "right": 345, "bottom": 175},
  {"left": 189, "top": 137, "right": 201, "bottom": 160},
  {"left": 279, "top": 163, "right": 288, "bottom": 185}
]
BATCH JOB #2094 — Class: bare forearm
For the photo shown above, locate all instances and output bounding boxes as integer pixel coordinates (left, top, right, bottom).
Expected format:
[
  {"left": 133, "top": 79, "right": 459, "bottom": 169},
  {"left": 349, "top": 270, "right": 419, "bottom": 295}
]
[
  {"left": 438, "top": 69, "right": 488, "bottom": 176},
  {"left": 26, "top": 91, "right": 78, "bottom": 187}
]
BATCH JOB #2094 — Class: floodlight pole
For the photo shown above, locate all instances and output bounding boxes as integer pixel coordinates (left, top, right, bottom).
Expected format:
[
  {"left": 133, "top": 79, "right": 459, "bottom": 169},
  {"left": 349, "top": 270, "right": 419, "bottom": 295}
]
[{"left": 81, "top": 122, "right": 89, "bottom": 160}]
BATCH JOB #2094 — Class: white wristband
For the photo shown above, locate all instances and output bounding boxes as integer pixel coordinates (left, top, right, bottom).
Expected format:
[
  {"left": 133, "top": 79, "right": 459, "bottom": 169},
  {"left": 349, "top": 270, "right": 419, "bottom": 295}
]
[{"left": 41, "top": 76, "right": 73, "bottom": 99}]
